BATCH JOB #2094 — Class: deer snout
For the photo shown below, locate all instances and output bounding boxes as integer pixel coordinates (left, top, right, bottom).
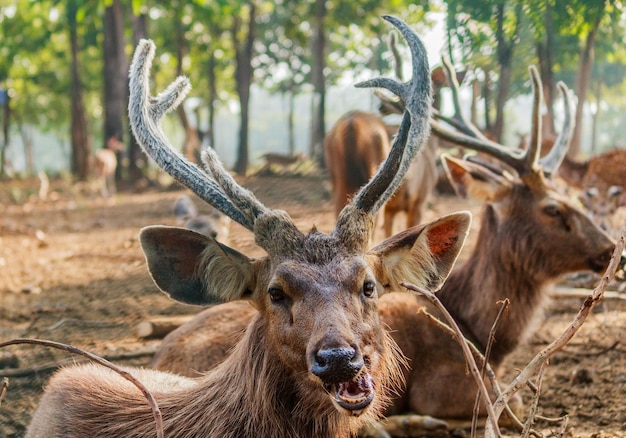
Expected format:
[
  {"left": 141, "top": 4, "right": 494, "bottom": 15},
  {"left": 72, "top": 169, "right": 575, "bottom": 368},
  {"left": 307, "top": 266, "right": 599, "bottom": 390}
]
[
  {"left": 588, "top": 246, "right": 615, "bottom": 273},
  {"left": 312, "top": 347, "right": 363, "bottom": 383}
]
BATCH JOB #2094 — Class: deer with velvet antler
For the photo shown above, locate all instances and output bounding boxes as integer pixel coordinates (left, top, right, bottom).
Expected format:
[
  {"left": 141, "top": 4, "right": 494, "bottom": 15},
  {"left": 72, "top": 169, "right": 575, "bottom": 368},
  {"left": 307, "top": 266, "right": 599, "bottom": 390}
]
[{"left": 22, "top": 17, "right": 472, "bottom": 438}]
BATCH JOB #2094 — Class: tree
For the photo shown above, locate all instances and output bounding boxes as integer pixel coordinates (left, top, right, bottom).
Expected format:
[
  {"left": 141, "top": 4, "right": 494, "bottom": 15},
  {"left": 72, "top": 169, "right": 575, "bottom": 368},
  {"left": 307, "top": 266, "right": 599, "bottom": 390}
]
[
  {"left": 232, "top": 1, "right": 257, "bottom": 176},
  {"left": 103, "top": 0, "right": 128, "bottom": 182},
  {"left": 67, "top": 0, "right": 92, "bottom": 180}
]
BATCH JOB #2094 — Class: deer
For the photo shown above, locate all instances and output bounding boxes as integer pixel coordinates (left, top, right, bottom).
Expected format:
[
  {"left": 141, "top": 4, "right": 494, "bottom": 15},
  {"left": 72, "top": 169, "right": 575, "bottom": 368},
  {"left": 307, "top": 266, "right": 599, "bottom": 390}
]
[
  {"left": 173, "top": 194, "right": 231, "bottom": 241},
  {"left": 150, "top": 59, "right": 616, "bottom": 436},
  {"left": 324, "top": 31, "right": 455, "bottom": 240},
  {"left": 578, "top": 185, "right": 626, "bottom": 239},
  {"left": 24, "top": 17, "right": 473, "bottom": 438},
  {"left": 94, "top": 135, "right": 124, "bottom": 198}
]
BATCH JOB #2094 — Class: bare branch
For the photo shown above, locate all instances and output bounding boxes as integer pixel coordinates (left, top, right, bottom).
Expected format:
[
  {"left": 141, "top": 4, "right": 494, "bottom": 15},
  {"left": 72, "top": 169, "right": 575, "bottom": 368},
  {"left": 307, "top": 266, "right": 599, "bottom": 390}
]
[
  {"left": 400, "top": 282, "right": 501, "bottom": 436},
  {"left": 0, "top": 338, "right": 164, "bottom": 438},
  {"left": 0, "top": 377, "right": 7, "bottom": 407},
  {"left": 472, "top": 299, "right": 509, "bottom": 437},
  {"left": 485, "top": 221, "right": 626, "bottom": 435}
]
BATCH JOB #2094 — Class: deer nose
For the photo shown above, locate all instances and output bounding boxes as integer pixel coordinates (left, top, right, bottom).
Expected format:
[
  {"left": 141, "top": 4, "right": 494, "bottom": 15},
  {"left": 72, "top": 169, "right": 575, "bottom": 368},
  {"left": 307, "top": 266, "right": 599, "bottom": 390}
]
[{"left": 311, "top": 347, "right": 363, "bottom": 383}]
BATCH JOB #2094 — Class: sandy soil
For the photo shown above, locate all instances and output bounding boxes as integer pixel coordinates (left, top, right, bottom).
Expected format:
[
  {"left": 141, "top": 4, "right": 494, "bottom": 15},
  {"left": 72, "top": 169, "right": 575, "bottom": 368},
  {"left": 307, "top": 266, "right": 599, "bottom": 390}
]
[{"left": 0, "top": 173, "right": 624, "bottom": 437}]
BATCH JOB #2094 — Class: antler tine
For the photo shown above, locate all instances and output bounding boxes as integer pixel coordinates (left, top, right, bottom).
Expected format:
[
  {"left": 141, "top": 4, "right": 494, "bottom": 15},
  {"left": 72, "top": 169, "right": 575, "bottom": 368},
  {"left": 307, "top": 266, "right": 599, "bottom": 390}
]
[
  {"left": 430, "top": 63, "right": 556, "bottom": 177},
  {"left": 200, "top": 148, "right": 267, "bottom": 219},
  {"left": 387, "top": 30, "right": 404, "bottom": 82},
  {"left": 430, "top": 119, "right": 526, "bottom": 174},
  {"left": 540, "top": 81, "right": 573, "bottom": 176},
  {"left": 349, "top": 15, "right": 432, "bottom": 216},
  {"left": 439, "top": 57, "right": 489, "bottom": 140},
  {"left": 523, "top": 65, "right": 543, "bottom": 174},
  {"left": 129, "top": 40, "right": 253, "bottom": 230}
]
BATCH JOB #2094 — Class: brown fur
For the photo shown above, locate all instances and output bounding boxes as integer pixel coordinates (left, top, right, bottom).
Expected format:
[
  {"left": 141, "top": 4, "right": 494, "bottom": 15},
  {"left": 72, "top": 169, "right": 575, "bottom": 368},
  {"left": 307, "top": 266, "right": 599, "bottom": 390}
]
[
  {"left": 93, "top": 136, "right": 124, "bottom": 198},
  {"left": 26, "top": 28, "right": 471, "bottom": 438},
  {"left": 152, "top": 156, "right": 615, "bottom": 425}
]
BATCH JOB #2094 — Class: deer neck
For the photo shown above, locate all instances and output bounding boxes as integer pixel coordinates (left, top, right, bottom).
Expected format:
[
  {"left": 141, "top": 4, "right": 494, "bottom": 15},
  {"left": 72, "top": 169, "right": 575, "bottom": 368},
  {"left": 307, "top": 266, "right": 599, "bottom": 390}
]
[
  {"left": 159, "top": 313, "right": 366, "bottom": 438},
  {"left": 437, "top": 205, "right": 553, "bottom": 365}
]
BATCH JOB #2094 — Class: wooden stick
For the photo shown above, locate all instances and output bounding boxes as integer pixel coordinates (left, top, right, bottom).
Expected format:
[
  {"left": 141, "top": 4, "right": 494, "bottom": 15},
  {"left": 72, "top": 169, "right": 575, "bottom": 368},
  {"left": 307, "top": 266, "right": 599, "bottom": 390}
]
[
  {"left": 0, "top": 339, "right": 163, "bottom": 438},
  {"left": 135, "top": 315, "right": 195, "bottom": 339},
  {"left": 0, "top": 346, "right": 158, "bottom": 378},
  {"left": 400, "top": 282, "right": 502, "bottom": 437},
  {"left": 485, "top": 222, "right": 626, "bottom": 436}
]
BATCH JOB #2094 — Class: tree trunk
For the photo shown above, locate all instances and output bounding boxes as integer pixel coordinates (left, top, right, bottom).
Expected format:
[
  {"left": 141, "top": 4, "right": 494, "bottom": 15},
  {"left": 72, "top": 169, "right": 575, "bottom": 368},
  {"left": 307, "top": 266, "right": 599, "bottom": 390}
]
[
  {"left": 0, "top": 90, "right": 10, "bottom": 179},
  {"left": 493, "top": 2, "right": 520, "bottom": 142},
  {"left": 68, "top": 1, "right": 91, "bottom": 181},
  {"left": 128, "top": 10, "right": 149, "bottom": 183},
  {"left": 570, "top": 11, "right": 603, "bottom": 157},
  {"left": 536, "top": 2, "right": 556, "bottom": 137},
  {"left": 288, "top": 91, "right": 295, "bottom": 156},
  {"left": 309, "top": 0, "right": 326, "bottom": 168},
  {"left": 103, "top": 0, "right": 128, "bottom": 182},
  {"left": 483, "top": 68, "right": 493, "bottom": 135},
  {"left": 207, "top": 46, "right": 217, "bottom": 150},
  {"left": 233, "top": 3, "right": 256, "bottom": 176}
]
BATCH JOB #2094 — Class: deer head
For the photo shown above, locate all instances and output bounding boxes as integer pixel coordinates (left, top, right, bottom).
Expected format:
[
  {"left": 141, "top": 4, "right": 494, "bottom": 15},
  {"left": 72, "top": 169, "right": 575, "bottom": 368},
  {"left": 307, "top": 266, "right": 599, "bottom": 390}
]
[
  {"left": 431, "top": 58, "right": 614, "bottom": 281},
  {"left": 129, "top": 16, "right": 470, "bottom": 427}
]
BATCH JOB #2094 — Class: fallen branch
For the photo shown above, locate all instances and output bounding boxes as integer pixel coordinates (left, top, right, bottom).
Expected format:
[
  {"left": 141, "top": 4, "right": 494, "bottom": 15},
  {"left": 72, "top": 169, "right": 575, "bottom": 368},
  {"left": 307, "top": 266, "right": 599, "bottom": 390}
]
[
  {"left": 0, "top": 346, "right": 158, "bottom": 378},
  {"left": 485, "top": 222, "right": 626, "bottom": 437},
  {"left": 552, "top": 287, "right": 626, "bottom": 300},
  {"left": 0, "top": 339, "right": 163, "bottom": 438},
  {"left": 135, "top": 315, "right": 195, "bottom": 339},
  {"left": 472, "top": 299, "right": 509, "bottom": 438}
]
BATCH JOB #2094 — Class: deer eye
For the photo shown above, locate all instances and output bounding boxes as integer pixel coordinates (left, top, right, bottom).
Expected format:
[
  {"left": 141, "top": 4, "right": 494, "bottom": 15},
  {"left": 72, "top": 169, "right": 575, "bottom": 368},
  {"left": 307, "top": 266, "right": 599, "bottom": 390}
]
[
  {"left": 268, "top": 287, "right": 286, "bottom": 303},
  {"left": 543, "top": 204, "right": 561, "bottom": 218},
  {"left": 362, "top": 281, "right": 376, "bottom": 298}
]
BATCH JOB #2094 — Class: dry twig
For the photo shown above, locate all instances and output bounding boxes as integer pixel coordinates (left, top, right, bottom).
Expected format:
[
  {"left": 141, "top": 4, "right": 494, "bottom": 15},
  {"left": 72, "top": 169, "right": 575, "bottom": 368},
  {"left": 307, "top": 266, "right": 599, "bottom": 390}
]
[
  {"left": 484, "top": 222, "right": 626, "bottom": 437},
  {"left": 0, "top": 338, "right": 163, "bottom": 438},
  {"left": 471, "top": 298, "right": 509, "bottom": 437},
  {"left": 0, "top": 377, "right": 8, "bottom": 407},
  {"left": 0, "top": 346, "right": 158, "bottom": 378},
  {"left": 400, "top": 281, "right": 502, "bottom": 437}
]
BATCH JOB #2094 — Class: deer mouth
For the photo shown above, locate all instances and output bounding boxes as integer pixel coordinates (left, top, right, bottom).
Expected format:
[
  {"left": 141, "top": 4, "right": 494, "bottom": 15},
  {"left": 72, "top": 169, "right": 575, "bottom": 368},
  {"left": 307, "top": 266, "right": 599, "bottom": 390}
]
[{"left": 326, "top": 372, "right": 375, "bottom": 415}]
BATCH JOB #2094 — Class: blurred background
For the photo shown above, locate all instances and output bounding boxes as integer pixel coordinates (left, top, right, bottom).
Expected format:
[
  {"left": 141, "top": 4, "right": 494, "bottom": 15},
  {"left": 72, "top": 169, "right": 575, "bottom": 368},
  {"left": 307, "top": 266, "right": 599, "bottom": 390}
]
[{"left": 0, "top": 0, "right": 623, "bottom": 183}]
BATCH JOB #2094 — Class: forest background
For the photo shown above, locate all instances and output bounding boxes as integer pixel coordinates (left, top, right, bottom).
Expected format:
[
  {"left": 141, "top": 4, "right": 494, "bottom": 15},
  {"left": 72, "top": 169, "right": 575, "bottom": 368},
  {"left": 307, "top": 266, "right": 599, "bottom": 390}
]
[{"left": 0, "top": 0, "right": 624, "bottom": 183}]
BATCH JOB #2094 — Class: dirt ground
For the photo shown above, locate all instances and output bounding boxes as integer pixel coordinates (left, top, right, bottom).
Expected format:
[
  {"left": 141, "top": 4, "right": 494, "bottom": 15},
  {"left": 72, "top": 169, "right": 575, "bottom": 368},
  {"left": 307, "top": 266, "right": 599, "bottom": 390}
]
[{"left": 0, "top": 172, "right": 625, "bottom": 437}]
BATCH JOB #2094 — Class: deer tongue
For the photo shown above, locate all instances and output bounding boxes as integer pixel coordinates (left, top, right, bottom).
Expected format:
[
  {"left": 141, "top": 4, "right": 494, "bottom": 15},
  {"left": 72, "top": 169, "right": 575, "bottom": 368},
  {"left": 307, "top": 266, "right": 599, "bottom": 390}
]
[{"left": 332, "top": 372, "right": 375, "bottom": 414}]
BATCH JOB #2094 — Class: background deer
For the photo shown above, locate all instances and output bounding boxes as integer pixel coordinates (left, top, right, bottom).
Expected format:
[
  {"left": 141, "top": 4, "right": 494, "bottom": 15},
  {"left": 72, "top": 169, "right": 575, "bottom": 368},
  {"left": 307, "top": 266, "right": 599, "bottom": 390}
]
[
  {"left": 25, "top": 18, "right": 472, "bottom": 438},
  {"left": 323, "top": 31, "right": 457, "bottom": 239},
  {"left": 93, "top": 136, "right": 124, "bottom": 198},
  {"left": 578, "top": 185, "right": 626, "bottom": 239},
  {"left": 151, "top": 61, "right": 615, "bottom": 435},
  {"left": 173, "top": 194, "right": 231, "bottom": 241}
]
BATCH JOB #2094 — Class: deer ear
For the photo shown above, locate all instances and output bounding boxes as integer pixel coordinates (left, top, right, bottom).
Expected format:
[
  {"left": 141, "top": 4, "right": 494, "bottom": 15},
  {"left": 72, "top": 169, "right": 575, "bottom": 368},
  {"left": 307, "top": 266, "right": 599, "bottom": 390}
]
[
  {"left": 139, "top": 226, "right": 254, "bottom": 305},
  {"left": 441, "top": 154, "right": 511, "bottom": 202},
  {"left": 370, "top": 211, "right": 471, "bottom": 292}
]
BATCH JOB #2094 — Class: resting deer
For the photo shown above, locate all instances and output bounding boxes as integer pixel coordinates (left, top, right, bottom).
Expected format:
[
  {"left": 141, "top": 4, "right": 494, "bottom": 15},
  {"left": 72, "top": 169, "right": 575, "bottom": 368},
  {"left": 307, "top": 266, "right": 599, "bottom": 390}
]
[
  {"left": 578, "top": 185, "right": 626, "bottom": 239},
  {"left": 24, "top": 17, "right": 472, "bottom": 438},
  {"left": 173, "top": 194, "right": 231, "bottom": 241},
  {"left": 94, "top": 136, "right": 124, "bottom": 198},
  {"left": 151, "top": 60, "right": 615, "bottom": 435}
]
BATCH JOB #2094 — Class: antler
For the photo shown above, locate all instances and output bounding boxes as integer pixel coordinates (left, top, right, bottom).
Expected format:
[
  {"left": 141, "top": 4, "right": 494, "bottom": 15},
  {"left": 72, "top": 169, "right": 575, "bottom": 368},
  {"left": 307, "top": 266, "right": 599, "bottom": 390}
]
[
  {"left": 129, "top": 40, "right": 304, "bottom": 256},
  {"left": 430, "top": 58, "right": 574, "bottom": 179},
  {"left": 332, "top": 15, "right": 432, "bottom": 248}
]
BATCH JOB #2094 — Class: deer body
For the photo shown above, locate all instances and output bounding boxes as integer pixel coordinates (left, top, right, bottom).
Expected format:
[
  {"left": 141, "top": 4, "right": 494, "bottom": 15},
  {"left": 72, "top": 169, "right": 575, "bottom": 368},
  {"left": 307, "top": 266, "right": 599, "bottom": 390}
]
[
  {"left": 25, "top": 19, "right": 473, "bottom": 438},
  {"left": 173, "top": 194, "right": 231, "bottom": 241},
  {"left": 94, "top": 137, "right": 124, "bottom": 198},
  {"left": 152, "top": 61, "right": 615, "bottom": 431}
]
